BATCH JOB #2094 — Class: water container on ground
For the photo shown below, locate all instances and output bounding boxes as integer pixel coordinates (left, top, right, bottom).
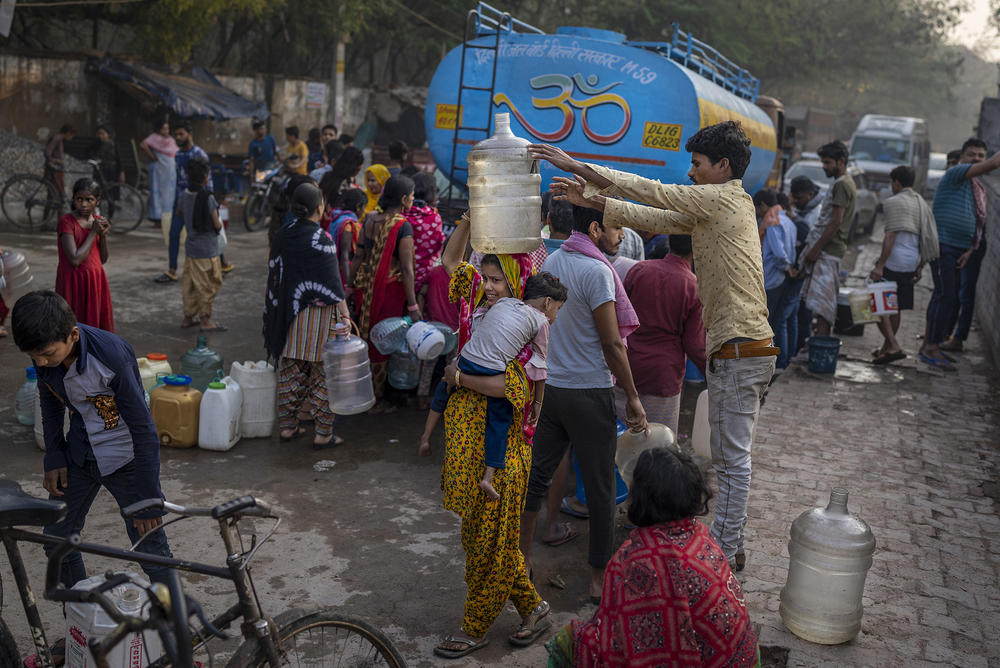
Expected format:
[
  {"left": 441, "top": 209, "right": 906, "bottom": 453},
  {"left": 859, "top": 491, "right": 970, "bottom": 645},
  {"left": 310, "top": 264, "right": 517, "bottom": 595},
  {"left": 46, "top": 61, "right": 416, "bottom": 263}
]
[
  {"left": 406, "top": 320, "right": 446, "bottom": 360},
  {"left": 322, "top": 324, "right": 377, "bottom": 415},
  {"left": 615, "top": 422, "right": 677, "bottom": 486},
  {"left": 198, "top": 377, "right": 242, "bottom": 451},
  {"left": 369, "top": 316, "right": 412, "bottom": 355},
  {"left": 387, "top": 350, "right": 420, "bottom": 390},
  {"left": 15, "top": 367, "right": 37, "bottom": 426},
  {"left": 691, "top": 389, "right": 711, "bottom": 460},
  {"left": 136, "top": 353, "right": 172, "bottom": 392},
  {"left": 467, "top": 113, "right": 542, "bottom": 254},
  {"left": 0, "top": 249, "right": 36, "bottom": 306},
  {"left": 65, "top": 572, "right": 163, "bottom": 667},
  {"left": 230, "top": 361, "right": 277, "bottom": 438},
  {"left": 179, "top": 335, "right": 224, "bottom": 392},
  {"left": 780, "top": 488, "right": 876, "bottom": 644},
  {"left": 807, "top": 336, "right": 841, "bottom": 374},
  {"left": 149, "top": 374, "right": 202, "bottom": 448}
]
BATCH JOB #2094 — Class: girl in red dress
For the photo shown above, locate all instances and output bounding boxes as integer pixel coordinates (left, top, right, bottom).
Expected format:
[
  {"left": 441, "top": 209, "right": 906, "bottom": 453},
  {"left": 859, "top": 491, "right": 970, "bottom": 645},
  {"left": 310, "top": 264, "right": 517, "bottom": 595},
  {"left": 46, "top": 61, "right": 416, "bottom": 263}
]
[{"left": 56, "top": 178, "right": 114, "bottom": 331}]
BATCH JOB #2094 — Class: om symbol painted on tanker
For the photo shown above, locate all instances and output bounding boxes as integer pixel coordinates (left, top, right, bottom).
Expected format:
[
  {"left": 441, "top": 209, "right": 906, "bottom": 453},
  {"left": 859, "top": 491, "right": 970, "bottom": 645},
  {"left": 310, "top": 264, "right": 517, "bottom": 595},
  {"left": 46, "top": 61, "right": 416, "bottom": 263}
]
[{"left": 494, "top": 73, "right": 631, "bottom": 145}]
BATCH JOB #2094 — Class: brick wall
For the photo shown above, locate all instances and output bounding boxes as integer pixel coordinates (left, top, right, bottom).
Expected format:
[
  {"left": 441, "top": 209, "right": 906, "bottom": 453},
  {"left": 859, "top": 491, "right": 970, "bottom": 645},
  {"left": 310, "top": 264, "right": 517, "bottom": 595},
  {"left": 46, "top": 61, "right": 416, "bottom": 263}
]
[{"left": 977, "top": 172, "right": 1000, "bottom": 364}]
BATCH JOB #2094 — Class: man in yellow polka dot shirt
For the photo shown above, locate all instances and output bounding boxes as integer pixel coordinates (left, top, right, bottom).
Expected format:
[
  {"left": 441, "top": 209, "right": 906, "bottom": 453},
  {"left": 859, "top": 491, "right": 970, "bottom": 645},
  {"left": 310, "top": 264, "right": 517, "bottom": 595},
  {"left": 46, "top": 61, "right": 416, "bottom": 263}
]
[{"left": 531, "top": 121, "right": 776, "bottom": 572}]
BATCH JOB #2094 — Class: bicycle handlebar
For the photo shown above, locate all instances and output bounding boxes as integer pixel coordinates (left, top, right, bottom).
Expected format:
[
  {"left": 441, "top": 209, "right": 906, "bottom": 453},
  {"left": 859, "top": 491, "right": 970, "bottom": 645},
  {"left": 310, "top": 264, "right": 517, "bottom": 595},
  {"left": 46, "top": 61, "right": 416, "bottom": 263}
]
[{"left": 123, "top": 496, "right": 273, "bottom": 520}]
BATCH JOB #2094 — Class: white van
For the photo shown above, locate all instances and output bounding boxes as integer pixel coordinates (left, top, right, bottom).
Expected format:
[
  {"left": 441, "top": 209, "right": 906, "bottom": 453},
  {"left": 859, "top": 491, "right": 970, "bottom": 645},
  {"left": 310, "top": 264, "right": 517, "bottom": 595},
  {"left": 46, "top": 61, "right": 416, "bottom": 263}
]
[{"left": 849, "top": 115, "right": 930, "bottom": 198}]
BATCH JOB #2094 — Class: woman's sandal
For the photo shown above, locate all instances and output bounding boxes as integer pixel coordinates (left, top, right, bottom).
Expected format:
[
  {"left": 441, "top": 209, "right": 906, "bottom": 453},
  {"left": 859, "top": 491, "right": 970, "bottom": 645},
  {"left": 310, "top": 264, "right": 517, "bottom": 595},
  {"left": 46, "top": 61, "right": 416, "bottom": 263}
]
[
  {"left": 312, "top": 435, "right": 345, "bottom": 450},
  {"left": 433, "top": 635, "right": 489, "bottom": 659},
  {"left": 279, "top": 426, "right": 308, "bottom": 442},
  {"left": 508, "top": 600, "right": 551, "bottom": 647}
]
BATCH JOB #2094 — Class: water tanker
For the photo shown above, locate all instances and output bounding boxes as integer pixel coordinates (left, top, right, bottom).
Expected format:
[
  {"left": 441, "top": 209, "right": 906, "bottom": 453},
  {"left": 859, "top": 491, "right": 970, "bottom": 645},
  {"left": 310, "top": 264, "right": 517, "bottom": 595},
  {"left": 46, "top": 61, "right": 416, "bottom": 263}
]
[{"left": 427, "top": 3, "right": 781, "bottom": 197}]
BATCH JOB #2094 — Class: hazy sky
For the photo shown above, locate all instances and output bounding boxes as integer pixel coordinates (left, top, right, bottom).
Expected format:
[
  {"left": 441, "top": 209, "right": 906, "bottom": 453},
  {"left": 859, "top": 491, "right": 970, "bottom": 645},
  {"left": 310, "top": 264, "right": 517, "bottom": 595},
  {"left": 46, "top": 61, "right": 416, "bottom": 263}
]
[{"left": 953, "top": 0, "right": 999, "bottom": 58}]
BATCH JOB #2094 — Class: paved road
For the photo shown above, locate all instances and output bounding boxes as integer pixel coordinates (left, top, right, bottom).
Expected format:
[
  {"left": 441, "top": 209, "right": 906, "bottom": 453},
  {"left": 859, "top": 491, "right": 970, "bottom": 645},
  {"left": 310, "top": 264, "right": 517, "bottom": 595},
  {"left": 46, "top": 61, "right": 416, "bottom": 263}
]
[{"left": 0, "top": 216, "right": 996, "bottom": 666}]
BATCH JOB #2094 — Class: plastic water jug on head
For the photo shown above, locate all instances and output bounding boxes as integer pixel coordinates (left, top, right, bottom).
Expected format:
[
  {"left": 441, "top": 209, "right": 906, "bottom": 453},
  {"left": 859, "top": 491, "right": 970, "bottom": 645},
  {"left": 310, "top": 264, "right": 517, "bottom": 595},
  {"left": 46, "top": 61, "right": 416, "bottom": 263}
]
[
  {"left": 467, "top": 112, "right": 542, "bottom": 254},
  {"left": 149, "top": 374, "right": 202, "bottom": 448},
  {"left": 198, "top": 378, "right": 242, "bottom": 451},
  {"left": 179, "top": 335, "right": 223, "bottom": 392},
  {"left": 322, "top": 323, "right": 376, "bottom": 415},
  {"left": 230, "top": 361, "right": 277, "bottom": 438}
]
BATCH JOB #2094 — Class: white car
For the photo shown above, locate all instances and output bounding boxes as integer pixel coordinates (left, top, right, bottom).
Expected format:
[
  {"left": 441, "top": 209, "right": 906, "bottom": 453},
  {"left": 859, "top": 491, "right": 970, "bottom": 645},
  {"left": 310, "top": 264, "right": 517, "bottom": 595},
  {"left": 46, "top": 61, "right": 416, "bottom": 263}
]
[
  {"left": 925, "top": 152, "right": 947, "bottom": 199},
  {"left": 783, "top": 159, "right": 879, "bottom": 239}
]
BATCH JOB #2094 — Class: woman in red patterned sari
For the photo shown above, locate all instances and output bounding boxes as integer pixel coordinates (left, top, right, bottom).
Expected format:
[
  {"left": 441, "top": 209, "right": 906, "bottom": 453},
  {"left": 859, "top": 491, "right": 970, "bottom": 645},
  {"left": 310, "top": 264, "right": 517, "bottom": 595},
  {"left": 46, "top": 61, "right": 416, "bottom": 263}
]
[{"left": 546, "top": 447, "right": 760, "bottom": 668}]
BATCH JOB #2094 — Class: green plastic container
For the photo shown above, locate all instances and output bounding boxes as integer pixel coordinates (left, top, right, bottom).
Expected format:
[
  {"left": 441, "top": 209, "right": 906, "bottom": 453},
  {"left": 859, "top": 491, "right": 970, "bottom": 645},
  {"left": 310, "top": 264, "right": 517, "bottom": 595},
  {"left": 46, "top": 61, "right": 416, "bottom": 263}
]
[{"left": 179, "top": 335, "right": 224, "bottom": 392}]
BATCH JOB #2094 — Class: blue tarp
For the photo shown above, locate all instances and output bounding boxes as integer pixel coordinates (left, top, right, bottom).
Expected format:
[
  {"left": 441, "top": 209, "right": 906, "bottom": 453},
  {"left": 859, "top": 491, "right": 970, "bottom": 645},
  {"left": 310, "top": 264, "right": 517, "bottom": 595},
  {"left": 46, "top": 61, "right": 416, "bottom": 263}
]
[{"left": 92, "top": 57, "right": 268, "bottom": 121}]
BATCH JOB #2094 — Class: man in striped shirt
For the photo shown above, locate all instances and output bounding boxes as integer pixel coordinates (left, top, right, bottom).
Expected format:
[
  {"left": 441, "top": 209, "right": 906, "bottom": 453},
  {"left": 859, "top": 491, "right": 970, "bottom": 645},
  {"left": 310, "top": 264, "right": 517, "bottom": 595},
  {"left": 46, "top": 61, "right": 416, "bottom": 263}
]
[{"left": 922, "top": 138, "right": 1000, "bottom": 369}]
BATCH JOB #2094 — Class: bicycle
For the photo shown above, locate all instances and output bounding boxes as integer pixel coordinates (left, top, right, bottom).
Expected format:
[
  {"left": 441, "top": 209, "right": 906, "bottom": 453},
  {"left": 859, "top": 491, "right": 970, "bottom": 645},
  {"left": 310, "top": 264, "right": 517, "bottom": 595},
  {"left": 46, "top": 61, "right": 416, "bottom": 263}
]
[
  {"left": 1, "top": 160, "right": 146, "bottom": 234},
  {"left": 0, "top": 479, "right": 407, "bottom": 667}
]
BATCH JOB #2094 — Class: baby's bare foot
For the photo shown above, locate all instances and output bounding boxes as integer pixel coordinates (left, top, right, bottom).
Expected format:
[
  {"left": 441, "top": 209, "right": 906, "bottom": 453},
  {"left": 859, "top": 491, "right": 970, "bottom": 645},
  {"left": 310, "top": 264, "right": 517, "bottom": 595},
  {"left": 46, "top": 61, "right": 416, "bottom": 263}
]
[{"left": 479, "top": 479, "right": 500, "bottom": 501}]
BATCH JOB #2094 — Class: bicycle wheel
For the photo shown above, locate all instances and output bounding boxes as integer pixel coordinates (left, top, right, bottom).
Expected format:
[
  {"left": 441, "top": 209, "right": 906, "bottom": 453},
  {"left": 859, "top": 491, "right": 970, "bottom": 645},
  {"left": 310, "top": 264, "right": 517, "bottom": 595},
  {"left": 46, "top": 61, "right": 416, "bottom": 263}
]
[
  {"left": 105, "top": 183, "right": 146, "bottom": 233},
  {"left": 228, "top": 607, "right": 406, "bottom": 668},
  {"left": 0, "top": 616, "right": 19, "bottom": 667},
  {"left": 1, "top": 174, "right": 62, "bottom": 231},
  {"left": 243, "top": 194, "right": 267, "bottom": 232}
]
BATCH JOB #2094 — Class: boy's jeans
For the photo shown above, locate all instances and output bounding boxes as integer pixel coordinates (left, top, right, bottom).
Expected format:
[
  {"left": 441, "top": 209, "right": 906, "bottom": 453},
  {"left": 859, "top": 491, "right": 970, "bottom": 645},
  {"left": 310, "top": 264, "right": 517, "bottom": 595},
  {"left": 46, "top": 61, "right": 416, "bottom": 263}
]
[
  {"left": 706, "top": 354, "right": 775, "bottom": 560},
  {"left": 43, "top": 458, "right": 172, "bottom": 588}
]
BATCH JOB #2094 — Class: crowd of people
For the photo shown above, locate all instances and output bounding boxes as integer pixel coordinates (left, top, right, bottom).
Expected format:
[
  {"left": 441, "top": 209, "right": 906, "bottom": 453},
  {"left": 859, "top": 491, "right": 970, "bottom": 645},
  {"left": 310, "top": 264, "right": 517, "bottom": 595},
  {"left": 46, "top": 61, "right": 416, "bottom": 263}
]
[{"left": 7, "top": 113, "right": 993, "bottom": 666}]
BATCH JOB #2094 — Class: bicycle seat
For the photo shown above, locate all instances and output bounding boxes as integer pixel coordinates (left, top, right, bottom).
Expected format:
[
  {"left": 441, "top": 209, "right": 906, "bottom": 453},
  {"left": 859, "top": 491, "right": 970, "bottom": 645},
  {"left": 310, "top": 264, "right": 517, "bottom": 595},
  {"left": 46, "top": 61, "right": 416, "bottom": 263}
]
[{"left": 0, "top": 479, "right": 66, "bottom": 527}]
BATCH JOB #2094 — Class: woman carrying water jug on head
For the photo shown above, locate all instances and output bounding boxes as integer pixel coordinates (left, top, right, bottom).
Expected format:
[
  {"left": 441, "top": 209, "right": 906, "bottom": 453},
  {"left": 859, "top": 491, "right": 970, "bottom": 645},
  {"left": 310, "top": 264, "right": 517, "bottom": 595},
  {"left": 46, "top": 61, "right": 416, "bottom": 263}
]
[{"left": 263, "top": 182, "right": 351, "bottom": 449}]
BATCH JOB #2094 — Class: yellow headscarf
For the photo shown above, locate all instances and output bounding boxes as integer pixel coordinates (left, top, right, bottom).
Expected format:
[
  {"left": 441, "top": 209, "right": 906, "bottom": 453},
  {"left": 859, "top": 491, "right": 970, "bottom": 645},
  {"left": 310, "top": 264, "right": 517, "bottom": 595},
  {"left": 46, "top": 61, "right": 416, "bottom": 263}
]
[{"left": 362, "top": 164, "right": 391, "bottom": 215}]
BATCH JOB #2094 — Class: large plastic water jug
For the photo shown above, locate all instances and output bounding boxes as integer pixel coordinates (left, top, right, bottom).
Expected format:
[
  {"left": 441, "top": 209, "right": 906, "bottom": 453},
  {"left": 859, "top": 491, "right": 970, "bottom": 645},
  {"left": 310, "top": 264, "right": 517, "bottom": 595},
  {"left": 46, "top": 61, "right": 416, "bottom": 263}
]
[
  {"left": 369, "top": 316, "right": 412, "bottom": 355},
  {"left": 387, "top": 350, "right": 420, "bottom": 390},
  {"left": 179, "top": 335, "right": 224, "bottom": 392},
  {"left": 615, "top": 422, "right": 677, "bottom": 486},
  {"left": 467, "top": 112, "right": 542, "bottom": 254},
  {"left": 322, "top": 324, "right": 377, "bottom": 415},
  {"left": 230, "top": 361, "right": 277, "bottom": 438},
  {"left": 33, "top": 386, "right": 70, "bottom": 452},
  {"left": 65, "top": 572, "right": 163, "bottom": 667},
  {"left": 15, "top": 366, "right": 37, "bottom": 426},
  {"left": 406, "top": 320, "right": 446, "bottom": 360},
  {"left": 779, "top": 488, "right": 876, "bottom": 644},
  {"left": 0, "top": 248, "right": 36, "bottom": 306},
  {"left": 149, "top": 374, "right": 202, "bottom": 448},
  {"left": 427, "top": 321, "right": 458, "bottom": 356},
  {"left": 198, "top": 377, "right": 242, "bottom": 451},
  {"left": 136, "top": 353, "right": 172, "bottom": 392}
]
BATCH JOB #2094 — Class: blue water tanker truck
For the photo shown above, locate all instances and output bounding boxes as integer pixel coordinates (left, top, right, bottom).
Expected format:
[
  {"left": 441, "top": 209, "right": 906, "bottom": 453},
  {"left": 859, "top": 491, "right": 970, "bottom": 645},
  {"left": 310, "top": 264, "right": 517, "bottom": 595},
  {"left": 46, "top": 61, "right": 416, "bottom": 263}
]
[{"left": 426, "top": 3, "right": 783, "bottom": 199}]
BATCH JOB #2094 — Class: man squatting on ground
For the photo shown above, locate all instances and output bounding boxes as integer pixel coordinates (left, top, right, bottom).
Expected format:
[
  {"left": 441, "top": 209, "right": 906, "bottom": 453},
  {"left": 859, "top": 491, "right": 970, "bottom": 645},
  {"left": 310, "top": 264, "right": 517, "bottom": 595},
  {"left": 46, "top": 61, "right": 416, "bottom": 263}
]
[{"left": 532, "top": 121, "right": 777, "bottom": 571}]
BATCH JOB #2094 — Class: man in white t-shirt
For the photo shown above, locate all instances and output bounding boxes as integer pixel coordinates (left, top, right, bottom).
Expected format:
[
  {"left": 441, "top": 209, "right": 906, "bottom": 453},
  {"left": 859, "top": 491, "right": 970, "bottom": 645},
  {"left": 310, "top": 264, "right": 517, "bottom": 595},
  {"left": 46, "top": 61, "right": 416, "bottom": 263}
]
[{"left": 869, "top": 165, "right": 939, "bottom": 364}]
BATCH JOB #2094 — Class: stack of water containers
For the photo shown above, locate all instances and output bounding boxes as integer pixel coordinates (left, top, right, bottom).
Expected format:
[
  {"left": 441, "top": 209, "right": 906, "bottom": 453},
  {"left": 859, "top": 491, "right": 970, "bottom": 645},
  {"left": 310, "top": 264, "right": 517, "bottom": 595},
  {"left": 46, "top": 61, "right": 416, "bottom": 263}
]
[{"left": 369, "top": 317, "right": 457, "bottom": 390}]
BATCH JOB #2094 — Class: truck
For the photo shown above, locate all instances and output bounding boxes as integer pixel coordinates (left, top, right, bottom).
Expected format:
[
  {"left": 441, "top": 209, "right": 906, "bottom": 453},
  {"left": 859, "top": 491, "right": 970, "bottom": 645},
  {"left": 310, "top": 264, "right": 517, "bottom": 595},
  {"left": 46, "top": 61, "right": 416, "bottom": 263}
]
[
  {"left": 425, "top": 3, "right": 783, "bottom": 203},
  {"left": 848, "top": 114, "right": 930, "bottom": 198}
]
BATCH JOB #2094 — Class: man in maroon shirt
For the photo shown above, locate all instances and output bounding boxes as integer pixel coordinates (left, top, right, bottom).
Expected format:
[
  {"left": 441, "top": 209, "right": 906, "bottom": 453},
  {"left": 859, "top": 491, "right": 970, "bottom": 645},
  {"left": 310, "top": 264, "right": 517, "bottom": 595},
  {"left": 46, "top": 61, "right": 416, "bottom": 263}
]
[{"left": 616, "top": 234, "right": 706, "bottom": 434}]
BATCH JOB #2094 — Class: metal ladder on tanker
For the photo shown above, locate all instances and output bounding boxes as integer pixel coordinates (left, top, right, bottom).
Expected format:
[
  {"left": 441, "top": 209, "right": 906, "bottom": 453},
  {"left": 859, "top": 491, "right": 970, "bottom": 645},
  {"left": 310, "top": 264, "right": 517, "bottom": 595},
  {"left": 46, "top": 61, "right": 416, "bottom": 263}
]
[{"left": 442, "top": 2, "right": 542, "bottom": 221}]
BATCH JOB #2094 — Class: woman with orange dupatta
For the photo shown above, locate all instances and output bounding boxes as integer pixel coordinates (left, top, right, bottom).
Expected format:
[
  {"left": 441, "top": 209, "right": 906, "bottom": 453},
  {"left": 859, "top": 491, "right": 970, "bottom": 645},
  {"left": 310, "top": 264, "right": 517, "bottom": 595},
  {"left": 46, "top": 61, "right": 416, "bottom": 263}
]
[{"left": 349, "top": 175, "right": 420, "bottom": 412}]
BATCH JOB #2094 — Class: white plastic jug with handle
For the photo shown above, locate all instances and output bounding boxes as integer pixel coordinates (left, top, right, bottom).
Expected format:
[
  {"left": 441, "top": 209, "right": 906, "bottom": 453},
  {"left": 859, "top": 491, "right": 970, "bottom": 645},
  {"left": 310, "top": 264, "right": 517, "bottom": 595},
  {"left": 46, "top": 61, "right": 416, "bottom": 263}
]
[
  {"left": 230, "top": 361, "right": 276, "bottom": 438},
  {"left": 691, "top": 389, "right": 711, "bottom": 460},
  {"left": 867, "top": 280, "right": 898, "bottom": 316},
  {"left": 198, "top": 377, "right": 242, "bottom": 451}
]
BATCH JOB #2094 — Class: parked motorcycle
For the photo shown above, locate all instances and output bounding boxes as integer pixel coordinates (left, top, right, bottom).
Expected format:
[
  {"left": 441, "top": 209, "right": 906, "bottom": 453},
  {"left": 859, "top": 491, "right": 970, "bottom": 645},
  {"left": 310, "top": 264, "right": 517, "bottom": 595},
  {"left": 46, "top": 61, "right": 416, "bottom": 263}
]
[{"left": 243, "top": 164, "right": 288, "bottom": 232}]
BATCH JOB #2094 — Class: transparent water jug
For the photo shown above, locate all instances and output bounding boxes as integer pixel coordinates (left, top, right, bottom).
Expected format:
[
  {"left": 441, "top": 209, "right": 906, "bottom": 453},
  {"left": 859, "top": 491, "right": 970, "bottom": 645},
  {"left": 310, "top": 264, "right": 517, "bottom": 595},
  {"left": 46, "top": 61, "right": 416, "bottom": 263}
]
[
  {"left": 0, "top": 248, "right": 36, "bottom": 306},
  {"left": 65, "top": 572, "right": 163, "bottom": 667},
  {"left": 427, "top": 321, "right": 458, "bottom": 356},
  {"left": 387, "top": 350, "right": 420, "bottom": 390},
  {"left": 615, "top": 422, "right": 677, "bottom": 486},
  {"left": 230, "top": 361, "right": 277, "bottom": 438},
  {"left": 779, "top": 488, "right": 876, "bottom": 644},
  {"left": 198, "top": 378, "right": 242, "bottom": 451},
  {"left": 322, "top": 324, "right": 376, "bottom": 415},
  {"left": 15, "top": 366, "right": 37, "bottom": 426},
  {"left": 179, "top": 335, "right": 224, "bottom": 392},
  {"left": 149, "top": 374, "right": 202, "bottom": 448},
  {"left": 467, "top": 112, "right": 542, "bottom": 254},
  {"left": 369, "top": 316, "right": 412, "bottom": 355}
]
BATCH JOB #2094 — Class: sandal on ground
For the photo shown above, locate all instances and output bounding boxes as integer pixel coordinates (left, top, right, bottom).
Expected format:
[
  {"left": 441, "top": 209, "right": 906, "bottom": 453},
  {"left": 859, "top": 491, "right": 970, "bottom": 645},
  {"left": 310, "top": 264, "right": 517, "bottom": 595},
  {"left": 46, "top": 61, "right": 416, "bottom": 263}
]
[
  {"left": 199, "top": 324, "right": 228, "bottom": 332},
  {"left": 312, "top": 435, "right": 345, "bottom": 450},
  {"left": 542, "top": 522, "right": 579, "bottom": 547},
  {"left": 509, "top": 600, "right": 551, "bottom": 647},
  {"left": 433, "top": 635, "right": 489, "bottom": 659},
  {"left": 180, "top": 317, "right": 199, "bottom": 328},
  {"left": 731, "top": 549, "right": 746, "bottom": 572},
  {"left": 939, "top": 338, "right": 964, "bottom": 352},
  {"left": 221, "top": 263, "right": 234, "bottom": 274},
  {"left": 560, "top": 497, "right": 590, "bottom": 519},
  {"left": 154, "top": 271, "right": 178, "bottom": 283},
  {"left": 919, "top": 353, "right": 956, "bottom": 372},
  {"left": 279, "top": 426, "right": 308, "bottom": 442},
  {"left": 872, "top": 351, "right": 906, "bottom": 365}
]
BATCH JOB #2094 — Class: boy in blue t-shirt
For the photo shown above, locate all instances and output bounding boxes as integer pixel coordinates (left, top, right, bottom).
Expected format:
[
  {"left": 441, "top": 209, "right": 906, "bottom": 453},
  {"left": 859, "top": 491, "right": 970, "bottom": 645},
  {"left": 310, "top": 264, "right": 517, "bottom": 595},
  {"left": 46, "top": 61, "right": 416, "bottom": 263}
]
[
  {"left": 248, "top": 119, "right": 279, "bottom": 175},
  {"left": 11, "top": 290, "right": 172, "bottom": 589}
]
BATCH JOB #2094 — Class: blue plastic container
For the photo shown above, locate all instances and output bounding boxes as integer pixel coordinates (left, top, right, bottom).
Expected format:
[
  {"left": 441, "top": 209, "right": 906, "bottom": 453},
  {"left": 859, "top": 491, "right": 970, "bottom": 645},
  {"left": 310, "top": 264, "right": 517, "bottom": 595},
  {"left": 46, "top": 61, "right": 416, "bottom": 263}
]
[{"left": 807, "top": 336, "right": 841, "bottom": 374}]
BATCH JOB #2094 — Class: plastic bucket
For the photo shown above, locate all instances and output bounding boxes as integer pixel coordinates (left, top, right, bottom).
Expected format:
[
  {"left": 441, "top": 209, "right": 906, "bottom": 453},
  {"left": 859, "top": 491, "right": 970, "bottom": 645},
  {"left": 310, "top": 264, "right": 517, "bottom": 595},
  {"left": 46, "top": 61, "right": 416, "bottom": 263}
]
[
  {"left": 867, "top": 281, "right": 898, "bottom": 316},
  {"left": 807, "top": 336, "right": 841, "bottom": 374},
  {"left": 849, "top": 290, "right": 877, "bottom": 325}
]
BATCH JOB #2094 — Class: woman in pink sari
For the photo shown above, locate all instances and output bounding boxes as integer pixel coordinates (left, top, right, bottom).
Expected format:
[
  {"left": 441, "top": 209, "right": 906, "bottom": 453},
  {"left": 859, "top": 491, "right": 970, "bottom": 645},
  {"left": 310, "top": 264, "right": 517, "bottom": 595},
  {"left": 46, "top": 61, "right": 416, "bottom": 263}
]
[
  {"left": 139, "top": 120, "right": 177, "bottom": 224},
  {"left": 406, "top": 172, "right": 446, "bottom": 291}
]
